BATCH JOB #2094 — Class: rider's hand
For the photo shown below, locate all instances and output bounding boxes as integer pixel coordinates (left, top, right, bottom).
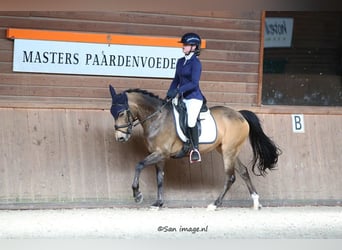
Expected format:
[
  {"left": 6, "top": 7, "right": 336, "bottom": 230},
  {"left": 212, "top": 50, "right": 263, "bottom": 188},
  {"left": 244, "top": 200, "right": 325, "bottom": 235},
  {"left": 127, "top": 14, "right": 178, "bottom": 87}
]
[{"left": 166, "top": 88, "right": 178, "bottom": 99}]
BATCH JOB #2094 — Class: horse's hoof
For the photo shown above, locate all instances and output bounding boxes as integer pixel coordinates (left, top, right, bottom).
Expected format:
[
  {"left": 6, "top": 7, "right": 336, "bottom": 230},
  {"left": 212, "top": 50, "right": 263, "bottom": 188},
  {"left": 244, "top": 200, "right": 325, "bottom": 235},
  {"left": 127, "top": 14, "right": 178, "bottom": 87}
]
[
  {"left": 150, "top": 200, "right": 163, "bottom": 210},
  {"left": 149, "top": 205, "right": 160, "bottom": 211},
  {"left": 252, "top": 204, "right": 262, "bottom": 210},
  {"left": 207, "top": 203, "right": 217, "bottom": 211},
  {"left": 134, "top": 192, "right": 143, "bottom": 204}
]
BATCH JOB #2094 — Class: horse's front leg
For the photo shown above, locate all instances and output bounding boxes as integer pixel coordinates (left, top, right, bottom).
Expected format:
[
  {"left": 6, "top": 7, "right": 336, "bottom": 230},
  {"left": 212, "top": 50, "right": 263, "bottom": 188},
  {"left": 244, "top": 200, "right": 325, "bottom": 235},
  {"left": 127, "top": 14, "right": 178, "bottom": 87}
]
[
  {"left": 151, "top": 161, "right": 165, "bottom": 209},
  {"left": 132, "top": 151, "right": 164, "bottom": 205},
  {"left": 132, "top": 161, "right": 144, "bottom": 204}
]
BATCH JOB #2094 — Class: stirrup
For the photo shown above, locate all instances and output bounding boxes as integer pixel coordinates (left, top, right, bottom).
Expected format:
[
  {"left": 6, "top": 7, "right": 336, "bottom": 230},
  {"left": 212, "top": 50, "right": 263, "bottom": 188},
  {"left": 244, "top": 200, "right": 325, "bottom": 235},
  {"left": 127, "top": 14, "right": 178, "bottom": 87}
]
[{"left": 189, "top": 149, "right": 201, "bottom": 163}]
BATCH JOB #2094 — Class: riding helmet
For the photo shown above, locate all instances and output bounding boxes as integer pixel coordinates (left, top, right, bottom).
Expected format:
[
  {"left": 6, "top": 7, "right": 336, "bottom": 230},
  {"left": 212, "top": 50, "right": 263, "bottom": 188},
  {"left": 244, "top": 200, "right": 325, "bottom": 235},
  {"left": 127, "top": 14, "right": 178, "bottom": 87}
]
[
  {"left": 179, "top": 32, "right": 202, "bottom": 55},
  {"left": 180, "top": 32, "right": 201, "bottom": 46}
]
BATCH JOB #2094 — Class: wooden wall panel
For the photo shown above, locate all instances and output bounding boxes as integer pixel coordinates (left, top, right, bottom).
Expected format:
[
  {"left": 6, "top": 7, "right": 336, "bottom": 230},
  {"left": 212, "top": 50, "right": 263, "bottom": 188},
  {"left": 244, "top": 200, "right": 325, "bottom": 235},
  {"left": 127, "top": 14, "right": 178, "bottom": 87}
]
[
  {"left": 0, "top": 11, "right": 262, "bottom": 108},
  {"left": 1, "top": 109, "right": 341, "bottom": 207}
]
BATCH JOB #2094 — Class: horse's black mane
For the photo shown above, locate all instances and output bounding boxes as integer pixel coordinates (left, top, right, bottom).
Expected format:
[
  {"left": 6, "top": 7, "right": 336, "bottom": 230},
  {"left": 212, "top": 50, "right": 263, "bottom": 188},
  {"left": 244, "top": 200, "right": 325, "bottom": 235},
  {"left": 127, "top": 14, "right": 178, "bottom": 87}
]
[{"left": 125, "top": 88, "right": 166, "bottom": 103}]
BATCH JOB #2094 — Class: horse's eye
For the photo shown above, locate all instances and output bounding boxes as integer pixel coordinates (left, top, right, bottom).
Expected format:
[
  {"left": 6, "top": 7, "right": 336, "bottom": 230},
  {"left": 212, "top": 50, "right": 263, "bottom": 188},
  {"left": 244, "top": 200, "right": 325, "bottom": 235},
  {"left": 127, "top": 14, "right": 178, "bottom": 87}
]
[{"left": 119, "top": 112, "right": 125, "bottom": 118}]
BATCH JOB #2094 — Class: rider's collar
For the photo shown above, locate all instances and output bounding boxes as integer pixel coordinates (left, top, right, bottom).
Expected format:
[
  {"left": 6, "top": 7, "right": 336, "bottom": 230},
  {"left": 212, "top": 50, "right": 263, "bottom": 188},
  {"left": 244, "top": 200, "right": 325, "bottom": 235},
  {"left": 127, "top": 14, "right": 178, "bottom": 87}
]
[{"left": 184, "top": 52, "right": 195, "bottom": 61}]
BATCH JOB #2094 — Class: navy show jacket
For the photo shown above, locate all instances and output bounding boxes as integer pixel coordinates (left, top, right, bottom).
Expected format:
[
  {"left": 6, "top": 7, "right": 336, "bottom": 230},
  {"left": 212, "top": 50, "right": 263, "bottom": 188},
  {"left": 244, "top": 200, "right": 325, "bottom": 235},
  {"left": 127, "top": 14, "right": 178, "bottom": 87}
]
[{"left": 168, "top": 55, "right": 204, "bottom": 100}]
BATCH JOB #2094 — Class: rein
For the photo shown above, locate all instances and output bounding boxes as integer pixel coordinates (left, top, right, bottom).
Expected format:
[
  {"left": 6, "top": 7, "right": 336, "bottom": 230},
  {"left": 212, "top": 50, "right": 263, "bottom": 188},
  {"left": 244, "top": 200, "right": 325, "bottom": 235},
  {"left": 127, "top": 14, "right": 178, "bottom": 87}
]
[{"left": 135, "top": 99, "right": 171, "bottom": 126}]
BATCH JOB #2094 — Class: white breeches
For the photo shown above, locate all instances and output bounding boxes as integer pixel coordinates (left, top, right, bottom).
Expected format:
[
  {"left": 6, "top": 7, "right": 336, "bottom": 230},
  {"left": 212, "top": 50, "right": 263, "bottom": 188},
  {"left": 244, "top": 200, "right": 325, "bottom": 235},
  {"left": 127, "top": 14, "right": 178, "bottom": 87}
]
[{"left": 183, "top": 98, "right": 203, "bottom": 127}]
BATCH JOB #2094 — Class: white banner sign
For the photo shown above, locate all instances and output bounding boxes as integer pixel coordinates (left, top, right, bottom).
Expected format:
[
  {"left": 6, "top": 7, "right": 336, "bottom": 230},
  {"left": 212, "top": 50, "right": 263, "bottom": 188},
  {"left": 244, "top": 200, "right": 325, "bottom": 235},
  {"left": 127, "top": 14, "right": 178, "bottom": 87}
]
[
  {"left": 13, "top": 39, "right": 183, "bottom": 78},
  {"left": 264, "top": 17, "right": 294, "bottom": 48}
]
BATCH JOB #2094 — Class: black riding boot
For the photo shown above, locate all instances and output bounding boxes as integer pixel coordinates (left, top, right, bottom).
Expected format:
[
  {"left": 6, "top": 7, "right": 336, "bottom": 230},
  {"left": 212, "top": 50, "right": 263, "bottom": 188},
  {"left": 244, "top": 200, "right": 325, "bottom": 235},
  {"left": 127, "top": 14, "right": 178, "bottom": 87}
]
[{"left": 189, "top": 126, "right": 201, "bottom": 163}]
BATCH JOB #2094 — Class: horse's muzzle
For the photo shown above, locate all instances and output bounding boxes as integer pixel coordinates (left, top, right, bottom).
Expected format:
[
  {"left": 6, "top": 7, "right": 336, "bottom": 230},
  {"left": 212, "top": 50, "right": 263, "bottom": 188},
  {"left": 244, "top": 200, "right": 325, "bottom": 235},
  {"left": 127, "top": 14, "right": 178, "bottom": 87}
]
[
  {"left": 116, "top": 136, "right": 126, "bottom": 142},
  {"left": 115, "top": 132, "right": 130, "bottom": 142}
]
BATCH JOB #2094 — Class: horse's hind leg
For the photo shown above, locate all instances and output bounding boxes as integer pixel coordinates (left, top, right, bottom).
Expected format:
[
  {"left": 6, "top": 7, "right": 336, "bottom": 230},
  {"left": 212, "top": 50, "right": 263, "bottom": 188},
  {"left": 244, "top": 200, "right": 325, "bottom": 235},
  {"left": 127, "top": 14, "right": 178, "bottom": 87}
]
[
  {"left": 235, "top": 158, "right": 262, "bottom": 210},
  {"left": 207, "top": 154, "right": 236, "bottom": 211}
]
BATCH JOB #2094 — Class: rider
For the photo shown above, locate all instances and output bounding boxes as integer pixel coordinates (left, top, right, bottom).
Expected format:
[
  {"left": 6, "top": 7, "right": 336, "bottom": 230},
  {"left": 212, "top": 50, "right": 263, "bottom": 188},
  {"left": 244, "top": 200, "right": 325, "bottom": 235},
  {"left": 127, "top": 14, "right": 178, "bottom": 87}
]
[{"left": 166, "top": 32, "right": 205, "bottom": 163}]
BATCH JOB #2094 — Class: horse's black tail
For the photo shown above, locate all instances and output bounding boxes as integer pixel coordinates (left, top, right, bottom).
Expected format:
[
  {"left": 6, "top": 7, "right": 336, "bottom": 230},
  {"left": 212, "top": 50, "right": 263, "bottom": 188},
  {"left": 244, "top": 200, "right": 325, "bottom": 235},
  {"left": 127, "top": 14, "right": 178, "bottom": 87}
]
[{"left": 239, "top": 110, "right": 281, "bottom": 176}]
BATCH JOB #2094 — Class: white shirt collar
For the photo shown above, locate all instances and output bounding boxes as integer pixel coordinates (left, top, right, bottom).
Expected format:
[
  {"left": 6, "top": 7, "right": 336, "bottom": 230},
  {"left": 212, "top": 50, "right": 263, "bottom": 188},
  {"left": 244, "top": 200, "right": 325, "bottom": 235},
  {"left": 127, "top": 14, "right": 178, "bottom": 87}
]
[{"left": 184, "top": 52, "right": 195, "bottom": 61}]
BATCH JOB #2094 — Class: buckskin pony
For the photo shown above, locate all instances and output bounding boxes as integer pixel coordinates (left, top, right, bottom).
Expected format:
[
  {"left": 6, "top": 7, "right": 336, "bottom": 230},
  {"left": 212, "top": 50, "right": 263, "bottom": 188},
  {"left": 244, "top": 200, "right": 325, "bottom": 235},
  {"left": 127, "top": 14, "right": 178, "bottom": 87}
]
[{"left": 109, "top": 85, "right": 281, "bottom": 210}]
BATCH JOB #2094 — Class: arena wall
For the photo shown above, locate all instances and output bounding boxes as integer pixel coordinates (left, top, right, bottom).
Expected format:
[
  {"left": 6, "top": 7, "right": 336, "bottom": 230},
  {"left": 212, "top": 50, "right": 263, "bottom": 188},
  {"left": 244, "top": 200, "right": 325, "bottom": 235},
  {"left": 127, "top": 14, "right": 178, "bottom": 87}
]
[{"left": 0, "top": 11, "right": 341, "bottom": 208}]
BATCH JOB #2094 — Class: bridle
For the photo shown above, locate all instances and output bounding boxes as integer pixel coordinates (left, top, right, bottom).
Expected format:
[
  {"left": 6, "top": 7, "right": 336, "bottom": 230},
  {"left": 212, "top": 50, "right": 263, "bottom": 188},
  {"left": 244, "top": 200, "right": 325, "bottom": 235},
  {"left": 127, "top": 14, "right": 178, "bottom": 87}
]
[
  {"left": 111, "top": 103, "right": 136, "bottom": 135},
  {"left": 112, "top": 98, "right": 171, "bottom": 136}
]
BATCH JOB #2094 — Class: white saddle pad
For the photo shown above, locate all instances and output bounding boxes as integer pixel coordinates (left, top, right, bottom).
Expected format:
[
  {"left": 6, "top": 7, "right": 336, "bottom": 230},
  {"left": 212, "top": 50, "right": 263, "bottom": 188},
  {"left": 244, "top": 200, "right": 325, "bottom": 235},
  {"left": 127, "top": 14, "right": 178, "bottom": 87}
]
[{"left": 172, "top": 101, "right": 217, "bottom": 144}]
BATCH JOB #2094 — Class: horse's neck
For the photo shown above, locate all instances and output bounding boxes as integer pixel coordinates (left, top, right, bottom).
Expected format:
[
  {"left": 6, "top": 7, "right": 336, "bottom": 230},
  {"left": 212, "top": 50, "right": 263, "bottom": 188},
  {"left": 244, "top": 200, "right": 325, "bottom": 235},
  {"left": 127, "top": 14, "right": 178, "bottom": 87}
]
[
  {"left": 128, "top": 93, "right": 161, "bottom": 122},
  {"left": 128, "top": 93, "right": 172, "bottom": 143}
]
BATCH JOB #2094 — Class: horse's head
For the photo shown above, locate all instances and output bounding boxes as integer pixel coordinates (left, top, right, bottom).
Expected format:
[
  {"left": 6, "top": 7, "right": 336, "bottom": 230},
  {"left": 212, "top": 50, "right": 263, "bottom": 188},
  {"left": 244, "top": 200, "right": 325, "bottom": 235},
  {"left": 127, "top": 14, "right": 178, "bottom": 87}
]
[{"left": 109, "top": 85, "right": 135, "bottom": 142}]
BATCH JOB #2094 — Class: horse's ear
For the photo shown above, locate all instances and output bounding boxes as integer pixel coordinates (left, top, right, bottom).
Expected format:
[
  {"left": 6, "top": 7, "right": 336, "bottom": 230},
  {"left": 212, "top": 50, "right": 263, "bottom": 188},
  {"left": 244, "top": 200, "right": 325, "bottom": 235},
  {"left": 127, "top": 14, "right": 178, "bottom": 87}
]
[{"left": 109, "top": 85, "right": 116, "bottom": 98}]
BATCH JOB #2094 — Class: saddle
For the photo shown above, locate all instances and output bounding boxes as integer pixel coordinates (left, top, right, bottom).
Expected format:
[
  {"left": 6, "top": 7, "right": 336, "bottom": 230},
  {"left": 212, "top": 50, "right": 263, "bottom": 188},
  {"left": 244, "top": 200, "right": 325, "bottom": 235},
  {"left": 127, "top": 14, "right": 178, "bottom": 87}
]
[
  {"left": 174, "top": 97, "right": 208, "bottom": 138},
  {"left": 171, "top": 97, "right": 216, "bottom": 159}
]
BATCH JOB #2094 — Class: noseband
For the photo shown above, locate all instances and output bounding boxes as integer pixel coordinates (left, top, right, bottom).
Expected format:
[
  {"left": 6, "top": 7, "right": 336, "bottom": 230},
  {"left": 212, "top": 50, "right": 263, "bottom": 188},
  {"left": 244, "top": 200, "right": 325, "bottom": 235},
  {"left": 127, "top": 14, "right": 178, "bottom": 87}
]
[{"left": 112, "top": 105, "right": 136, "bottom": 135}]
